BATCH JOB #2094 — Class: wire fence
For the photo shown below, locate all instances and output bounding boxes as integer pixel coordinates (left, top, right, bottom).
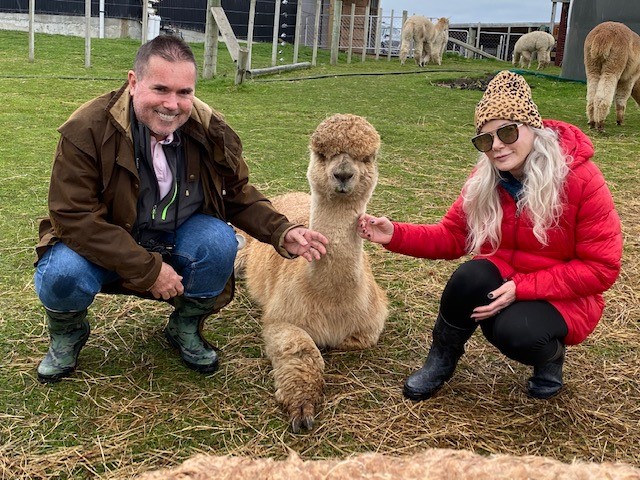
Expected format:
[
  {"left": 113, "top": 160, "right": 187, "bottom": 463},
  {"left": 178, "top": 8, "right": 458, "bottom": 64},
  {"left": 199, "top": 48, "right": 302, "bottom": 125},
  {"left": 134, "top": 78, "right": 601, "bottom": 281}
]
[{"left": 0, "top": 0, "right": 535, "bottom": 70}]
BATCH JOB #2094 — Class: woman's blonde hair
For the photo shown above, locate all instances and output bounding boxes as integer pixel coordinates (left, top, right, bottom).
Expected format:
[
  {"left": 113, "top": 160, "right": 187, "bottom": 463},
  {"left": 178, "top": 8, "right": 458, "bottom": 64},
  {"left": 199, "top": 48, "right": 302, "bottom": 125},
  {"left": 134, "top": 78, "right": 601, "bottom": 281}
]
[{"left": 462, "top": 126, "right": 570, "bottom": 254}]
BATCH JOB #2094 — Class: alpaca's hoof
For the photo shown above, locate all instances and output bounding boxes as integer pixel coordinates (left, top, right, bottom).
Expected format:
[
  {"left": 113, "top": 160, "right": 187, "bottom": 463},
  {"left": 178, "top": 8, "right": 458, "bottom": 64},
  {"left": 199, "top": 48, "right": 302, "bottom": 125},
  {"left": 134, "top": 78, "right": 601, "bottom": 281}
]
[{"left": 289, "top": 403, "right": 315, "bottom": 433}]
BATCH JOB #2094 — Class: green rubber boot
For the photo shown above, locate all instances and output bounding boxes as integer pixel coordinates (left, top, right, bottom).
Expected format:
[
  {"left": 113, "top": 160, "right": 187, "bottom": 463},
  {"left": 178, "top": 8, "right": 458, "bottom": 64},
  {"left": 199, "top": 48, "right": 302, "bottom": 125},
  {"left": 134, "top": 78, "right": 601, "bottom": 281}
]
[
  {"left": 164, "top": 296, "right": 219, "bottom": 373},
  {"left": 37, "top": 309, "right": 90, "bottom": 384}
]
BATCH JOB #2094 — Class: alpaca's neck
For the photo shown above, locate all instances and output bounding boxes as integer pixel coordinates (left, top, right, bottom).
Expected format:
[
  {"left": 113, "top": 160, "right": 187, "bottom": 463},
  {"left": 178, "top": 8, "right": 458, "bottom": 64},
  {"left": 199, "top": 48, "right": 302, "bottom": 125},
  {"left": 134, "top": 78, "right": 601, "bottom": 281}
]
[{"left": 308, "top": 193, "right": 368, "bottom": 281}]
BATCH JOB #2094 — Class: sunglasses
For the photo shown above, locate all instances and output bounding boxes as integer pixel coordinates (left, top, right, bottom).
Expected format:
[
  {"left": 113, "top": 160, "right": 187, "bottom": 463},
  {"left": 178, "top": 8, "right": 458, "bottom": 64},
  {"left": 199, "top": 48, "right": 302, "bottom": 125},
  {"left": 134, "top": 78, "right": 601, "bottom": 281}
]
[{"left": 471, "top": 123, "right": 523, "bottom": 152}]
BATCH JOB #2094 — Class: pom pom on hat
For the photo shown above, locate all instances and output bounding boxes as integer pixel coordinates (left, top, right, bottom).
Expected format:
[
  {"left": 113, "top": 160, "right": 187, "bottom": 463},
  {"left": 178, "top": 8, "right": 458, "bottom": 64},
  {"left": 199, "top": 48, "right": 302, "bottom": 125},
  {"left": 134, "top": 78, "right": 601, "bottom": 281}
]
[{"left": 474, "top": 70, "right": 543, "bottom": 133}]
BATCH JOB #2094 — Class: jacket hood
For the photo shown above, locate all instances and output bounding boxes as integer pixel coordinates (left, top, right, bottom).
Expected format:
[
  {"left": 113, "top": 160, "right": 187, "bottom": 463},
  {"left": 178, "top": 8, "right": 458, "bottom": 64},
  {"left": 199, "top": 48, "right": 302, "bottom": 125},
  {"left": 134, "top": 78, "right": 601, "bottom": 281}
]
[{"left": 543, "top": 119, "right": 594, "bottom": 169}]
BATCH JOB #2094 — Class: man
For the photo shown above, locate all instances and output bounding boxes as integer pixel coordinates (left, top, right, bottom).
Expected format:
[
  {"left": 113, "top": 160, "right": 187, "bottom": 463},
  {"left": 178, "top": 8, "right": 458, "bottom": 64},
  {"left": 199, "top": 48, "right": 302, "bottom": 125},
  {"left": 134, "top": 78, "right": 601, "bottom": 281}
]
[{"left": 34, "top": 35, "right": 328, "bottom": 383}]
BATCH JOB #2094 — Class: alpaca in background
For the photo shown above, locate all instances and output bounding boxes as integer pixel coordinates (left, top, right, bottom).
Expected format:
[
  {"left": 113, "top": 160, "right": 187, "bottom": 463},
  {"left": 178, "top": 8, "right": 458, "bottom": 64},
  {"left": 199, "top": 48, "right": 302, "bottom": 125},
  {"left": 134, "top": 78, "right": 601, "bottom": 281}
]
[
  {"left": 399, "top": 15, "right": 435, "bottom": 66},
  {"left": 235, "top": 114, "right": 388, "bottom": 433},
  {"left": 512, "top": 31, "right": 555, "bottom": 70},
  {"left": 584, "top": 21, "right": 640, "bottom": 132},
  {"left": 430, "top": 17, "right": 450, "bottom": 66}
]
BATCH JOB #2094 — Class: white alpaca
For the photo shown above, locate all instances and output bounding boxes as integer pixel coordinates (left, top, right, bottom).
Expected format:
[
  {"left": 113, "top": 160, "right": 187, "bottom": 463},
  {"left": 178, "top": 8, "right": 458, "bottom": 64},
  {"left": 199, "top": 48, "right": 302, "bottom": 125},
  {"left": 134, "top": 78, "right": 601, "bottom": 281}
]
[
  {"left": 584, "top": 21, "right": 640, "bottom": 132},
  {"left": 512, "top": 31, "right": 555, "bottom": 70},
  {"left": 235, "top": 114, "right": 388, "bottom": 433},
  {"left": 399, "top": 15, "right": 435, "bottom": 66},
  {"left": 430, "top": 17, "right": 450, "bottom": 66}
]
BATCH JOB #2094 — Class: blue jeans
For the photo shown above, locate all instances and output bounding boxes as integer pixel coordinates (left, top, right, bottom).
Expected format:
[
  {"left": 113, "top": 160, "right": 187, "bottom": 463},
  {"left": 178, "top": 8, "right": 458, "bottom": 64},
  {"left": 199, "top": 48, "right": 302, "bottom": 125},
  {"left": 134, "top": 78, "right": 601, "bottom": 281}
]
[{"left": 34, "top": 214, "right": 238, "bottom": 312}]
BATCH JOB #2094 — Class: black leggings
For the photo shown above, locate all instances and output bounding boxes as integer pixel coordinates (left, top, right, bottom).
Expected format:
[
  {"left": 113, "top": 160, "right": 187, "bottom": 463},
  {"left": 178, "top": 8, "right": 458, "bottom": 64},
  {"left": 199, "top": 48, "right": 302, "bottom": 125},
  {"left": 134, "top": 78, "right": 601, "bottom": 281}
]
[{"left": 440, "top": 259, "right": 568, "bottom": 366}]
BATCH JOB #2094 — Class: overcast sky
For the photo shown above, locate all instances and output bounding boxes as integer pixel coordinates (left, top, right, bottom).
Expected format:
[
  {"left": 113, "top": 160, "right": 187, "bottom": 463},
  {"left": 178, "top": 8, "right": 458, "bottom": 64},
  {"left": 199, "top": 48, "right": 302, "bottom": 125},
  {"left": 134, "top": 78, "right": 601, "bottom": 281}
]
[{"left": 379, "top": 0, "right": 559, "bottom": 25}]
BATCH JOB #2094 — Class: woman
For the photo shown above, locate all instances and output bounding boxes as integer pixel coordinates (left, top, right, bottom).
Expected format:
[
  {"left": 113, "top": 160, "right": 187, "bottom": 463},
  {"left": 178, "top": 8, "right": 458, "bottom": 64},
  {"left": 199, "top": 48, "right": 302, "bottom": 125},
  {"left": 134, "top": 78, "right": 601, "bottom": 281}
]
[{"left": 359, "top": 71, "right": 622, "bottom": 400}]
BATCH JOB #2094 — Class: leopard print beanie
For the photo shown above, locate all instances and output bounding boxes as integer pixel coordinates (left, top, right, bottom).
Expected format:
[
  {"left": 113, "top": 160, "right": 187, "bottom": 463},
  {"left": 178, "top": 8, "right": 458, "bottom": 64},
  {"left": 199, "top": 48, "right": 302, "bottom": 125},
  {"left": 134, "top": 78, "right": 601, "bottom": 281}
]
[{"left": 474, "top": 70, "right": 543, "bottom": 133}]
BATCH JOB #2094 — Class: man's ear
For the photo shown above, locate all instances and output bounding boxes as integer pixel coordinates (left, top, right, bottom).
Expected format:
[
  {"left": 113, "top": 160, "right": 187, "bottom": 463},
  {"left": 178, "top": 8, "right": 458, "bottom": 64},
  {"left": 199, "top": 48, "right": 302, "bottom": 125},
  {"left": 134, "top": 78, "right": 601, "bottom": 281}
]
[{"left": 127, "top": 70, "right": 137, "bottom": 93}]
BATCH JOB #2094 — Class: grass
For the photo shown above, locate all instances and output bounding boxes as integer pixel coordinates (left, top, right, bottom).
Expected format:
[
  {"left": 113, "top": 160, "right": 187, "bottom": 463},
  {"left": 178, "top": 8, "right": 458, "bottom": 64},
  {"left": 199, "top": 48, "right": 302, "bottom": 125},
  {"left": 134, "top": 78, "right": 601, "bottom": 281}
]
[{"left": 1, "top": 30, "right": 639, "bottom": 478}]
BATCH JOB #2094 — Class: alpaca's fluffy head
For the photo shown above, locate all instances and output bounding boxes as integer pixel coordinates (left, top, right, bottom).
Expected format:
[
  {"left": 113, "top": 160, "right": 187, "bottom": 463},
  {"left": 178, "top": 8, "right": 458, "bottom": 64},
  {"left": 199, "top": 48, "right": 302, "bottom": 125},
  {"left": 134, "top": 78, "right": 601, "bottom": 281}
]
[
  {"left": 307, "top": 114, "right": 380, "bottom": 200},
  {"left": 435, "top": 17, "right": 449, "bottom": 30},
  {"left": 309, "top": 114, "right": 380, "bottom": 162}
]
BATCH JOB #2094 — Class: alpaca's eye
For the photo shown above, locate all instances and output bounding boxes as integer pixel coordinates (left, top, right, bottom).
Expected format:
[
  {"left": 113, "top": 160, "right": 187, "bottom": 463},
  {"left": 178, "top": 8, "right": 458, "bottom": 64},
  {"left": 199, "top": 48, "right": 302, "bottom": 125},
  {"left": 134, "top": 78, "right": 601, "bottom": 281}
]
[{"left": 361, "top": 156, "right": 372, "bottom": 163}]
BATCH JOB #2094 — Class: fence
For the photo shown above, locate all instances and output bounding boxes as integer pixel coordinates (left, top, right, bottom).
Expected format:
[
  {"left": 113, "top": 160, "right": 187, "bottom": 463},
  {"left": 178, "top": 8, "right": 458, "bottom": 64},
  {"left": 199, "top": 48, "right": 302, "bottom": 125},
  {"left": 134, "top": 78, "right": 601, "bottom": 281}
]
[{"left": 0, "top": 0, "right": 535, "bottom": 71}]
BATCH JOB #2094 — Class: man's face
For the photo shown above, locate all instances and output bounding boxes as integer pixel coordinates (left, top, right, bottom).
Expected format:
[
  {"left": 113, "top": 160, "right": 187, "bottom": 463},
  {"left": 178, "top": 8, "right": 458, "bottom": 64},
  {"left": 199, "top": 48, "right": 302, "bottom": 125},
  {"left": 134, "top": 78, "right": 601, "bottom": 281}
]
[{"left": 128, "top": 55, "right": 196, "bottom": 140}]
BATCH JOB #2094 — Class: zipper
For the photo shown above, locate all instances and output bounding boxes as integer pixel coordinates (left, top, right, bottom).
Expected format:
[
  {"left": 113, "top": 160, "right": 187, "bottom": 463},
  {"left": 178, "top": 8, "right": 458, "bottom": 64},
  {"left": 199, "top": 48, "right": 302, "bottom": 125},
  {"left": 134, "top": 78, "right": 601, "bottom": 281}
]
[{"left": 161, "top": 180, "right": 179, "bottom": 221}]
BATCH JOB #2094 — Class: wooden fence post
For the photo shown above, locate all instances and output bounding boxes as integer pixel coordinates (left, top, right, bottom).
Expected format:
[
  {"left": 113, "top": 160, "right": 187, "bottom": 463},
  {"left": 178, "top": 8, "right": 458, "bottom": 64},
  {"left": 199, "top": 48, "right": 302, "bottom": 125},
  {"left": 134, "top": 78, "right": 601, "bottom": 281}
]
[
  {"left": 386, "top": 9, "right": 394, "bottom": 61},
  {"left": 85, "top": 0, "right": 91, "bottom": 68},
  {"left": 311, "top": 0, "right": 321, "bottom": 66},
  {"left": 247, "top": 0, "right": 256, "bottom": 70},
  {"left": 271, "top": 0, "right": 282, "bottom": 67},
  {"left": 374, "top": 8, "right": 381, "bottom": 60},
  {"left": 235, "top": 47, "right": 248, "bottom": 85},
  {"left": 293, "top": 0, "right": 303, "bottom": 63},
  {"left": 347, "top": 2, "right": 355, "bottom": 63},
  {"left": 28, "top": 0, "right": 35, "bottom": 62},
  {"left": 203, "top": 0, "right": 220, "bottom": 78},
  {"left": 141, "top": 0, "right": 148, "bottom": 44},
  {"left": 361, "top": 4, "right": 370, "bottom": 62},
  {"left": 330, "top": 0, "right": 342, "bottom": 65}
]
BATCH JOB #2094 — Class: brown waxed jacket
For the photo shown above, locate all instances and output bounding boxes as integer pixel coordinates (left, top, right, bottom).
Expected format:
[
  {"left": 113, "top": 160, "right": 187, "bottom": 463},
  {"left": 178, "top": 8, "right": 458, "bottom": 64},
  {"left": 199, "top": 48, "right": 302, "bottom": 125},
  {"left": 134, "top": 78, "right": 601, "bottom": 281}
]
[{"left": 36, "top": 82, "right": 295, "bottom": 310}]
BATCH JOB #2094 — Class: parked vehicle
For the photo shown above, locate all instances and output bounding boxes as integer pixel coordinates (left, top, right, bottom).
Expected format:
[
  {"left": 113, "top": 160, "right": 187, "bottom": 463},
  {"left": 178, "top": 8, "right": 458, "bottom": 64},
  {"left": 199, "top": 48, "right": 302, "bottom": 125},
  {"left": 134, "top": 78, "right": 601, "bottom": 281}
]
[{"left": 380, "top": 24, "right": 402, "bottom": 54}]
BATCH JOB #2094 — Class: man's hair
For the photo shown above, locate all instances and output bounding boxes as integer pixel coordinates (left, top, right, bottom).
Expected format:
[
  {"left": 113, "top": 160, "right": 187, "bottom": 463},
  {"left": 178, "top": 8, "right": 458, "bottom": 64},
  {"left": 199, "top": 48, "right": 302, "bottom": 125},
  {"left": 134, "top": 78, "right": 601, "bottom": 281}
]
[{"left": 133, "top": 35, "right": 197, "bottom": 78}]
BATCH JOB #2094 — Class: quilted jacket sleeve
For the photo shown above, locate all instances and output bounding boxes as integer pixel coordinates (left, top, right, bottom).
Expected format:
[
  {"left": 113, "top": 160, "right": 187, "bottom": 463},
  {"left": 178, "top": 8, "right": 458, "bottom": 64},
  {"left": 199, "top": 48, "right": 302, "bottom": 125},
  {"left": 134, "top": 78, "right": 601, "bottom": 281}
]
[{"left": 384, "top": 194, "right": 469, "bottom": 260}]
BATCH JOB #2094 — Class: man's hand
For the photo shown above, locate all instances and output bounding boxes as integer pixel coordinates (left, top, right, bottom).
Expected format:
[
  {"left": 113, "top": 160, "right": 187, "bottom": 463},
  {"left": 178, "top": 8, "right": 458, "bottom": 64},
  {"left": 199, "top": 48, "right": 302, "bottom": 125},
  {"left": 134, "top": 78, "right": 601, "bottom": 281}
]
[
  {"left": 149, "top": 262, "right": 184, "bottom": 300},
  {"left": 283, "top": 227, "right": 329, "bottom": 262}
]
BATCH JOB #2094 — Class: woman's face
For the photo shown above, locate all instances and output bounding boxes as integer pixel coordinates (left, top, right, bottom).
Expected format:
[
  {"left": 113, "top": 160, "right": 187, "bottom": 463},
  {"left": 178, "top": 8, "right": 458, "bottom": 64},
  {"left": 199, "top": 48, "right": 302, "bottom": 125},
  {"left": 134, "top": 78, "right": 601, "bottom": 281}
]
[{"left": 480, "top": 119, "right": 535, "bottom": 178}]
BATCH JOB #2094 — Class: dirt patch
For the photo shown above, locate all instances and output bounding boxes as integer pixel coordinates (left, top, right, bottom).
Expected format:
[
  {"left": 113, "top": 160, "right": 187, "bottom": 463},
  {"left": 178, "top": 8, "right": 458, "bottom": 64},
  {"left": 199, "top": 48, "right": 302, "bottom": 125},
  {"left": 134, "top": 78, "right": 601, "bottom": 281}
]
[{"left": 433, "top": 74, "right": 496, "bottom": 90}]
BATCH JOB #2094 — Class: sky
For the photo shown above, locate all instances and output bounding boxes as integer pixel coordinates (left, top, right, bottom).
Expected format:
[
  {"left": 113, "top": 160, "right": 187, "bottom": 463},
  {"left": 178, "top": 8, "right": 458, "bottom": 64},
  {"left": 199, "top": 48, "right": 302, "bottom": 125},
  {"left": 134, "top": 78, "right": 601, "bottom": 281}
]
[{"left": 379, "top": 0, "right": 559, "bottom": 25}]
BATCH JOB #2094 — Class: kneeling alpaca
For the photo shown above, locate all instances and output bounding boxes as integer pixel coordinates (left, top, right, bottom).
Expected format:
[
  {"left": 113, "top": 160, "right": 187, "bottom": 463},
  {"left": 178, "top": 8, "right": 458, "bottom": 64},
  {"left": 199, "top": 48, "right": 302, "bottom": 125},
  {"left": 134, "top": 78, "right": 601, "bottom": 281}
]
[
  {"left": 584, "top": 21, "right": 640, "bottom": 131},
  {"left": 235, "top": 114, "right": 388, "bottom": 433}
]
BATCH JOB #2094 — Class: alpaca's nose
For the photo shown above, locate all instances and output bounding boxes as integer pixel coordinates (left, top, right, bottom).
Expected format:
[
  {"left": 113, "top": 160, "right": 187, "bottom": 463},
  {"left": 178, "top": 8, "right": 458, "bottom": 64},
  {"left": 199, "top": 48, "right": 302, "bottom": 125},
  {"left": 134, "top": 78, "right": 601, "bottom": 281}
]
[{"left": 334, "top": 171, "right": 354, "bottom": 184}]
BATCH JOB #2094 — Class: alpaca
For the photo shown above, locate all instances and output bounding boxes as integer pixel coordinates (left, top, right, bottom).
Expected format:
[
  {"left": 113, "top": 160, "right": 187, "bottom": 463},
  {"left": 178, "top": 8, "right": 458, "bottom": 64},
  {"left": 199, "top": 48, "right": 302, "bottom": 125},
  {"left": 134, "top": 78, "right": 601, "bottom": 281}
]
[
  {"left": 430, "top": 17, "right": 450, "bottom": 66},
  {"left": 399, "top": 15, "right": 435, "bottom": 66},
  {"left": 235, "top": 114, "right": 388, "bottom": 433},
  {"left": 512, "top": 31, "right": 555, "bottom": 70},
  {"left": 139, "top": 449, "right": 640, "bottom": 480},
  {"left": 584, "top": 21, "right": 640, "bottom": 132}
]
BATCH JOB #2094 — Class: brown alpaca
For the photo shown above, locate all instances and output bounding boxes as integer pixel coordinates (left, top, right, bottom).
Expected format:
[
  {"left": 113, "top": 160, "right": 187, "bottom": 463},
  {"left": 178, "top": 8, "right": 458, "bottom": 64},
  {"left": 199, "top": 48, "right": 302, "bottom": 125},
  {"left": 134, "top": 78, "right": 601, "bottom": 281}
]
[
  {"left": 512, "top": 31, "right": 555, "bottom": 70},
  {"left": 138, "top": 449, "right": 640, "bottom": 480},
  {"left": 235, "top": 114, "right": 388, "bottom": 433},
  {"left": 584, "top": 21, "right": 640, "bottom": 132},
  {"left": 399, "top": 15, "right": 435, "bottom": 66}
]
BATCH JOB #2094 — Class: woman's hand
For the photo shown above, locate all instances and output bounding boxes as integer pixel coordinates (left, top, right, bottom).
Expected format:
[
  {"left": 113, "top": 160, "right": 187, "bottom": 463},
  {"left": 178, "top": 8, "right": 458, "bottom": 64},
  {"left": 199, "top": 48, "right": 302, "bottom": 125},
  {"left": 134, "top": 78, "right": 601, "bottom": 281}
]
[
  {"left": 471, "top": 280, "right": 516, "bottom": 321},
  {"left": 357, "top": 213, "right": 394, "bottom": 245}
]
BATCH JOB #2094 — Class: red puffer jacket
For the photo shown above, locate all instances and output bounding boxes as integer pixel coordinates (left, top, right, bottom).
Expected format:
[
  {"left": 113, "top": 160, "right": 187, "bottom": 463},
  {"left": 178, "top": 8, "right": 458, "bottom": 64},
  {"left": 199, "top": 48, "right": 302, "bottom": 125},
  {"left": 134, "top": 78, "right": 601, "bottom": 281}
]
[{"left": 385, "top": 120, "right": 623, "bottom": 345}]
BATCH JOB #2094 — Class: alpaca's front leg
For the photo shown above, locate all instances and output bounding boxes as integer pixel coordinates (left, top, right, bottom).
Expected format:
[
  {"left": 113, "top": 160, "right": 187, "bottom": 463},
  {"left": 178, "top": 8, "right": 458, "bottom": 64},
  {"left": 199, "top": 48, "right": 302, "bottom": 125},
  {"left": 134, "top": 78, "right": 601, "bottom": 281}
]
[{"left": 262, "top": 322, "right": 325, "bottom": 433}]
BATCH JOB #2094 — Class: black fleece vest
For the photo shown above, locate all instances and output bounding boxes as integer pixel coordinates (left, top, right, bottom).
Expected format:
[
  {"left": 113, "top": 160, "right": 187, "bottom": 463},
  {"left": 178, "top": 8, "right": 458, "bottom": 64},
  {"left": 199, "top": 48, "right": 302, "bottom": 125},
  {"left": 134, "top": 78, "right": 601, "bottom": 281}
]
[{"left": 130, "top": 106, "right": 204, "bottom": 245}]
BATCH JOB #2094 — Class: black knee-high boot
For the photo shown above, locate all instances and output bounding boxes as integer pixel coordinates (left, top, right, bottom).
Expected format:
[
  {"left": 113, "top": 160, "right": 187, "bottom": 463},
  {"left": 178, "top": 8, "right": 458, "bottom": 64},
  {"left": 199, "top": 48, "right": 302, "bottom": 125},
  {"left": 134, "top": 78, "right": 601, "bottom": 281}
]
[{"left": 403, "top": 314, "right": 476, "bottom": 401}]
